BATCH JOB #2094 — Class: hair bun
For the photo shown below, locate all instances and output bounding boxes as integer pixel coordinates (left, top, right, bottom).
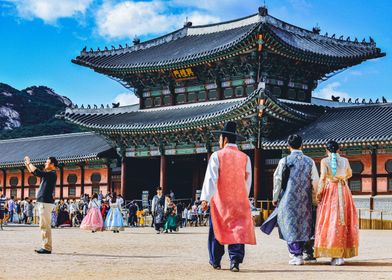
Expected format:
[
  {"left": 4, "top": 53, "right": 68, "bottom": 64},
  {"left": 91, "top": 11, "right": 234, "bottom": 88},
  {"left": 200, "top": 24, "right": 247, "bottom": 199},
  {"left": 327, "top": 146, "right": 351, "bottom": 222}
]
[{"left": 326, "top": 140, "right": 339, "bottom": 153}]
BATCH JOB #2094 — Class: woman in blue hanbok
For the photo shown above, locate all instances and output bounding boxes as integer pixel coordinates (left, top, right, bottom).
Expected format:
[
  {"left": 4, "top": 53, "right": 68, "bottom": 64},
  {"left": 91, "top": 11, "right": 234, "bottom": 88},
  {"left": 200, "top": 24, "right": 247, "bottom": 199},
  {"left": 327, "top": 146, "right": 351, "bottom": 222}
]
[{"left": 104, "top": 193, "right": 124, "bottom": 233}]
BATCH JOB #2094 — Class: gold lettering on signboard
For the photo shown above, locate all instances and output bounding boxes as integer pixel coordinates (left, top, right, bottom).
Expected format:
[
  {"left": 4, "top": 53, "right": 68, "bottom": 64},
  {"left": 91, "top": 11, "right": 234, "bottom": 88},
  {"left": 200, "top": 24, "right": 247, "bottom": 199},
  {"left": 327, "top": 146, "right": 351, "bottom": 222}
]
[{"left": 171, "top": 68, "right": 196, "bottom": 79}]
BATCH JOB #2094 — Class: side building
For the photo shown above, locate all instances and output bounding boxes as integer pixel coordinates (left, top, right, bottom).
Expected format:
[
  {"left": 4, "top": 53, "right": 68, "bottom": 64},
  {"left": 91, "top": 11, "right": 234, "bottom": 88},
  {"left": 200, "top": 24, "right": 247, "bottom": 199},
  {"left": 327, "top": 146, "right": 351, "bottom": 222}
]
[{"left": 0, "top": 133, "right": 118, "bottom": 200}]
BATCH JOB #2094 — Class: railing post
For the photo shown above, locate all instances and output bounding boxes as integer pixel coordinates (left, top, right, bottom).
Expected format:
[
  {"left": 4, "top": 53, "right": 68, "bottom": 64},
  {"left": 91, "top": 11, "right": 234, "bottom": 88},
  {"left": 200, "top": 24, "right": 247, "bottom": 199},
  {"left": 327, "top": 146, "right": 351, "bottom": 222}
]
[
  {"left": 359, "top": 209, "right": 361, "bottom": 230},
  {"left": 381, "top": 211, "right": 384, "bottom": 230}
]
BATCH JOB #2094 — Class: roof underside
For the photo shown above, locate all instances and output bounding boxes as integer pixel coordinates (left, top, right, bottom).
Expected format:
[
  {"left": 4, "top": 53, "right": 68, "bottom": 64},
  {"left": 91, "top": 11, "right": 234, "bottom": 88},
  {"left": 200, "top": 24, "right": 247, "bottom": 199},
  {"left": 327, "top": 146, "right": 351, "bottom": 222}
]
[
  {"left": 72, "top": 12, "right": 384, "bottom": 73},
  {"left": 0, "top": 133, "right": 113, "bottom": 168}
]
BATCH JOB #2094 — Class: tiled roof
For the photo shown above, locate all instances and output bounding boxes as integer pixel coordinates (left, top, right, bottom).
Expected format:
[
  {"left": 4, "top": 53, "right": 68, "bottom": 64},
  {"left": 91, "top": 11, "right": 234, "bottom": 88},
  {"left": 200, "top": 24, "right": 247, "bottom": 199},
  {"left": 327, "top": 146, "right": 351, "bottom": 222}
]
[
  {"left": 263, "top": 103, "right": 392, "bottom": 149},
  {"left": 73, "top": 9, "right": 384, "bottom": 73},
  {"left": 60, "top": 88, "right": 318, "bottom": 134},
  {"left": 0, "top": 132, "right": 113, "bottom": 168}
]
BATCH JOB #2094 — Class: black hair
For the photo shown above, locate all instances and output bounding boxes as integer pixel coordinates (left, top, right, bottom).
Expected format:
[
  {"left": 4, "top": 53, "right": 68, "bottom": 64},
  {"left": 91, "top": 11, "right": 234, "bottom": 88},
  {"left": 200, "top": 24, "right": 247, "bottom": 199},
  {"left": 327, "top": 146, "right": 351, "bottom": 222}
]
[
  {"left": 48, "top": 157, "right": 58, "bottom": 167},
  {"left": 156, "top": 187, "right": 162, "bottom": 191},
  {"left": 326, "top": 140, "right": 340, "bottom": 153},
  {"left": 222, "top": 133, "right": 236, "bottom": 144},
  {"left": 288, "top": 134, "right": 303, "bottom": 149},
  {"left": 92, "top": 193, "right": 98, "bottom": 200},
  {"left": 111, "top": 192, "right": 117, "bottom": 204}
]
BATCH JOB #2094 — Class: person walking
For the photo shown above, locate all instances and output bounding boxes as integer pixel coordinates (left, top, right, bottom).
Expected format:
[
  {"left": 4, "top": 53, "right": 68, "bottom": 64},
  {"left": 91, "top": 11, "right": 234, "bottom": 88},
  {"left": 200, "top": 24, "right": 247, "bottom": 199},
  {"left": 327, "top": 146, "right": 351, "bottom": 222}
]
[
  {"left": 201, "top": 121, "right": 255, "bottom": 272},
  {"left": 0, "top": 190, "right": 6, "bottom": 230},
  {"left": 7, "top": 196, "right": 15, "bottom": 223},
  {"left": 272, "top": 134, "right": 319, "bottom": 265},
  {"left": 151, "top": 187, "right": 165, "bottom": 234},
  {"left": 80, "top": 193, "right": 103, "bottom": 233},
  {"left": 314, "top": 140, "right": 359, "bottom": 265},
  {"left": 24, "top": 156, "right": 58, "bottom": 254},
  {"left": 104, "top": 192, "right": 124, "bottom": 233},
  {"left": 163, "top": 195, "right": 177, "bottom": 233}
]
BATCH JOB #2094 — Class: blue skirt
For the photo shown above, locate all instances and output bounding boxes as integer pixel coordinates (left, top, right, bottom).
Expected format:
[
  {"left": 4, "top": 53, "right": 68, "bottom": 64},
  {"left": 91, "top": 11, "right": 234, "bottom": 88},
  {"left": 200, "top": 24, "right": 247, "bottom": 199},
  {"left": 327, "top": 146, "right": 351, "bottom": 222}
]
[{"left": 104, "top": 208, "right": 124, "bottom": 231}]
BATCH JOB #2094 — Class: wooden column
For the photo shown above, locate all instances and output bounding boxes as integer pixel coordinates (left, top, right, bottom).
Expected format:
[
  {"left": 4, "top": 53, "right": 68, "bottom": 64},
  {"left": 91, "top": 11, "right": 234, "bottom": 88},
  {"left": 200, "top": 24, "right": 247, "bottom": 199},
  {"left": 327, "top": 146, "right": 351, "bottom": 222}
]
[
  {"left": 20, "top": 168, "right": 25, "bottom": 200},
  {"left": 106, "top": 161, "right": 112, "bottom": 194},
  {"left": 370, "top": 145, "right": 378, "bottom": 210},
  {"left": 160, "top": 155, "right": 167, "bottom": 194},
  {"left": 79, "top": 162, "right": 85, "bottom": 196},
  {"left": 120, "top": 157, "right": 127, "bottom": 197},
  {"left": 253, "top": 148, "right": 262, "bottom": 206},
  {"left": 59, "top": 164, "right": 64, "bottom": 199},
  {"left": 2, "top": 169, "right": 7, "bottom": 194}
]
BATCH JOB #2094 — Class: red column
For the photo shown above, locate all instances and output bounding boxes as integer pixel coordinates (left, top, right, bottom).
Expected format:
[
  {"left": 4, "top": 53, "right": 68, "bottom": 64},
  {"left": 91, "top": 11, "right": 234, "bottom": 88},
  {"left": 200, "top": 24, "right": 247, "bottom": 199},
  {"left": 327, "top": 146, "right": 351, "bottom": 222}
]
[
  {"left": 2, "top": 169, "right": 6, "bottom": 194},
  {"left": 106, "top": 161, "right": 112, "bottom": 194},
  {"left": 20, "top": 168, "right": 25, "bottom": 200},
  {"left": 59, "top": 164, "right": 64, "bottom": 199},
  {"left": 120, "top": 157, "right": 127, "bottom": 198},
  {"left": 370, "top": 145, "right": 378, "bottom": 210},
  {"left": 160, "top": 155, "right": 167, "bottom": 194},
  {"left": 79, "top": 162, "right": 85, "bottom": 196},
  {"left": 253, "top": 148, "right": 261, "bottom": 207}
]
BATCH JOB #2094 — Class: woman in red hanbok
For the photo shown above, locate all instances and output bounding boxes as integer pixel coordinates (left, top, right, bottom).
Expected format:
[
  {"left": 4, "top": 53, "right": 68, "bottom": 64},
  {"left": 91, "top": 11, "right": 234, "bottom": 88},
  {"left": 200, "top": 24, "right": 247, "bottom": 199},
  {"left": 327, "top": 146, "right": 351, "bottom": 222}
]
[{"left": 315, "top": 140, "right": 359, "bottom": 265}]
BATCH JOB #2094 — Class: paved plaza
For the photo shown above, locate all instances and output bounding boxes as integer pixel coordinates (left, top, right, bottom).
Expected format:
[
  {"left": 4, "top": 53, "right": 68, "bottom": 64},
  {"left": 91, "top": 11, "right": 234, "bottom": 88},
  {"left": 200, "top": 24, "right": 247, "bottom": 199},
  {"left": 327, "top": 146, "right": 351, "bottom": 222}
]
[{"left": 0, "top": 226, "right": 391, "bottom": 280}]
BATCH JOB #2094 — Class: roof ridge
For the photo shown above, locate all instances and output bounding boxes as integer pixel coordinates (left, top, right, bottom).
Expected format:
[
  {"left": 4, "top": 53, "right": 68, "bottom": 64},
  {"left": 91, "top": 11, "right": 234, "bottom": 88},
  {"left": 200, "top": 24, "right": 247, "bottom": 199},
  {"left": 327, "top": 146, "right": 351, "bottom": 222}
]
[
  {"left": 0, "top": 132, "right": 96, "bottom": 144},
  {"left": 327, "top": 102, "right": 392, "bottom": 111}
]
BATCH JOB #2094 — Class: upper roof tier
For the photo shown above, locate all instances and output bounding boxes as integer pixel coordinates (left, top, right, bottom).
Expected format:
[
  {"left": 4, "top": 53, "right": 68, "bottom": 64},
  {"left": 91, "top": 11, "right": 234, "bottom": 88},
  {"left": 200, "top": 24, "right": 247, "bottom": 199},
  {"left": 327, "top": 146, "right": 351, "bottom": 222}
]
[{"left": 73, "top": 7, "right": 385, "bottom": 74}]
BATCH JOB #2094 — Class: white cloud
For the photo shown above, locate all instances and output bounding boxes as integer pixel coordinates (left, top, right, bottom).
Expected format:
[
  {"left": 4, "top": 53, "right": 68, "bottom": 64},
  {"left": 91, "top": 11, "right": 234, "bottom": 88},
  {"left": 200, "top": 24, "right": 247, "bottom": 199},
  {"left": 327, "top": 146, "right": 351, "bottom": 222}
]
[
  {"left": 113, "top": 93, "right": 139, "bottom": 106},
  {"left": 95, "top": 1, "right": 220, "bottom": 39},
  {"left": 5, "top": 0, "right": 93, "bottom": 23},
  {"left": 314, "top": 82, "right": 352, "bottom": 100}
]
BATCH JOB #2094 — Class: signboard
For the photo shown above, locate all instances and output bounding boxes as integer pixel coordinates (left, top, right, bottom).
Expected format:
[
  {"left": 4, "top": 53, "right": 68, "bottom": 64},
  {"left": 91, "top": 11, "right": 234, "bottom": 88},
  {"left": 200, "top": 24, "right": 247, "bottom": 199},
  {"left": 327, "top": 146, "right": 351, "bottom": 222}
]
[
  {"left": 171, "top": 68, "right": 197, "bottom": 80},
  {"left": 142, "top": 191, "right": 149, "bottom": 209}
]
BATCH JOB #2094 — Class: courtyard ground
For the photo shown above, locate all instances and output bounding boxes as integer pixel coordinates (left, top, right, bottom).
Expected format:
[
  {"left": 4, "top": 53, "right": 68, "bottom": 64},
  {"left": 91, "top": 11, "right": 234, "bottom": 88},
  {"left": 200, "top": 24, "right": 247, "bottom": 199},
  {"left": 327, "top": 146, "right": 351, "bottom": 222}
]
[{"left": 0, "top": 225, "right": 391, "bottom": 280}]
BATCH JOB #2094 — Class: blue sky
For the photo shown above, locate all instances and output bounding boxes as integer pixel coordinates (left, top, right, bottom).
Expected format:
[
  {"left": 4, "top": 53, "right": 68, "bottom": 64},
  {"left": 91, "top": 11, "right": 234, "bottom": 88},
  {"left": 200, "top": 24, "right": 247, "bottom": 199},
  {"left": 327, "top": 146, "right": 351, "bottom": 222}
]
[{"left": 0, "top": 0, "right": 391, "bottom": 106}]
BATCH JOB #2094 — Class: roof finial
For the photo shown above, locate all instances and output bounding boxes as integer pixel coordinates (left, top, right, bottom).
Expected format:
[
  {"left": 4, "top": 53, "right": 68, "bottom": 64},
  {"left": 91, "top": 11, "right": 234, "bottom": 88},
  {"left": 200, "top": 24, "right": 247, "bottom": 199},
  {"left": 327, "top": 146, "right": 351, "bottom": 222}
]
[
  {"left": 184, "top": 17, "right": 192, "bottom": 27},
  {"left": 312, "top": 23, "right": 321, "bottom": 34},
  {"left": 259, "top": 5, "right": 268, "bottom": 16},
  {"left": 133, "top": 36, "right": 141, "bottom": 45}
]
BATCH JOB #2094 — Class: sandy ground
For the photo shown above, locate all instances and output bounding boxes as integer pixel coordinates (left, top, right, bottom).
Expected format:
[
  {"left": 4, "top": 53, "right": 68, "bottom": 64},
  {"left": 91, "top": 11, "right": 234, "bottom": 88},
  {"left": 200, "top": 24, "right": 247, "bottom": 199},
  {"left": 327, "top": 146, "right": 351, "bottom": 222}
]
[{"left": 0, "top": 225, "right": 391, "bottom": 280}]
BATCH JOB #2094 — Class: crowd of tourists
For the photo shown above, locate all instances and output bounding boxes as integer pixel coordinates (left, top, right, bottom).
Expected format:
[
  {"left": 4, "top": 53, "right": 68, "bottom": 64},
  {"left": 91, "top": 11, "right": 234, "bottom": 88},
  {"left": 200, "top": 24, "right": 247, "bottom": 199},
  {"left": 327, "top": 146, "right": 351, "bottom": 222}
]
[
  {"left": 2, "top": 121, "right": 360, "bottom": 274},
  {"left": 0, "top": 195, "right": 36, "bottom": 229}
]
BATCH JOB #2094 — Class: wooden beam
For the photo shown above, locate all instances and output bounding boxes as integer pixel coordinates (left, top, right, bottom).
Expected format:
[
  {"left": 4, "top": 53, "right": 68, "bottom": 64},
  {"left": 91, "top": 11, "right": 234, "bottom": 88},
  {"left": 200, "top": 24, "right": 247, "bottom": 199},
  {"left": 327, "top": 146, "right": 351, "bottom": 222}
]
[
  {"left": 120, "top": 157, "right": 127, "bottom": 198},
  {"left": 160, "top": 155, "right": 167, "bottom": 194}
]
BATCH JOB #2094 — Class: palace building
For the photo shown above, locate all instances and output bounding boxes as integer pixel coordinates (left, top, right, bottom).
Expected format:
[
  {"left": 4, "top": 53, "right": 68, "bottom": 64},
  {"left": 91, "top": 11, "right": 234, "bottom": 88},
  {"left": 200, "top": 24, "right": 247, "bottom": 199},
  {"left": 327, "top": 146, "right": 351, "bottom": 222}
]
[{"left": 54, "top": 7, "right": 391, "bottom": 209}]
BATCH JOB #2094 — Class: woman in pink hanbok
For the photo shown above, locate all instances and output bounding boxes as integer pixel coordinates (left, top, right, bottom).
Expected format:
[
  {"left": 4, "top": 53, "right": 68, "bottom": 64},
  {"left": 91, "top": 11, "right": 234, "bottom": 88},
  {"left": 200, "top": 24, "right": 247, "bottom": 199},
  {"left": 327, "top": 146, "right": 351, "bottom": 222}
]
[
  {"left": 315, "top": 140, "right": 359, "bottom": 265},
  {"left": 80, "top": 193, "right": 103, "bottom": 233}
]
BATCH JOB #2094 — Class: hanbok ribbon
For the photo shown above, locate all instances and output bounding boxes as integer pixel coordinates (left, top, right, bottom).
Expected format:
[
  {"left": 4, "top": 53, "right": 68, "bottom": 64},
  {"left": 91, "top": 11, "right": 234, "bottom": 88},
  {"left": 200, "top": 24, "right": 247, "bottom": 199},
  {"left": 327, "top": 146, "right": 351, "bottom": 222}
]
[{"left": 337, "top": 179, "right": 345, "bottom": 225}]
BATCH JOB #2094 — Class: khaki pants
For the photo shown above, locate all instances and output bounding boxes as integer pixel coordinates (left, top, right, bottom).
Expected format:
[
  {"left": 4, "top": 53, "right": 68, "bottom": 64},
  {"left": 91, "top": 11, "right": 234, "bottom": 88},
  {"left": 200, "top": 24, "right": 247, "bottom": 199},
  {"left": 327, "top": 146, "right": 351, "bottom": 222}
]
[{"left": 38, "top": 202, "right": 54, "bottom": 251}]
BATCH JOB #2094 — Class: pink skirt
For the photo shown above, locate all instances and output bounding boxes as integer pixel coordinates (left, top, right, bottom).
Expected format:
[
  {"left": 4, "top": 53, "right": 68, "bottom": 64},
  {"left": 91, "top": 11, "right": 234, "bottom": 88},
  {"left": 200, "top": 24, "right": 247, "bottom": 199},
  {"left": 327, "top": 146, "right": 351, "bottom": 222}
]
[
  {"left": 80, "top": 208, "right": 103, "bottom": 231},
  {"left": 315, "top": 181, "right": 359, "bottom": 258}
]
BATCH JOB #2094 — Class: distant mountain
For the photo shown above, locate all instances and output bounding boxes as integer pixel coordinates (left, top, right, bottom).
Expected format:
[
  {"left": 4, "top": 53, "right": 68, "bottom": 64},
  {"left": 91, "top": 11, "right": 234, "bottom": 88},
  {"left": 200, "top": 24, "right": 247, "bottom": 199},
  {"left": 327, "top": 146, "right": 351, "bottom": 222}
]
[{"left": 0, "top": 83, "right": 81, "bottom": 139}]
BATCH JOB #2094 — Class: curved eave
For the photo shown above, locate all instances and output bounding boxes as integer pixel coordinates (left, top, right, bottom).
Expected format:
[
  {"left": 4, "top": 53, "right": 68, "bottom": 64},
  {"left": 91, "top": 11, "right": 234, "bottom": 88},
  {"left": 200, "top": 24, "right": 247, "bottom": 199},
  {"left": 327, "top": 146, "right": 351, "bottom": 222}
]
[
  {"left": 263, "top": 138, "right": 392, "bottom": 150},
  {"left": 263, "top": 25, "right": 385, "bottom": 66},
  {"left": 72, "top": 25, "right": 259, "bottom": 74},
  {"left": 0, "top": 155, "right": 104, "bottom": 169},
  {"left": 62, "top": 87, "right": 318, "bottom": 136}
]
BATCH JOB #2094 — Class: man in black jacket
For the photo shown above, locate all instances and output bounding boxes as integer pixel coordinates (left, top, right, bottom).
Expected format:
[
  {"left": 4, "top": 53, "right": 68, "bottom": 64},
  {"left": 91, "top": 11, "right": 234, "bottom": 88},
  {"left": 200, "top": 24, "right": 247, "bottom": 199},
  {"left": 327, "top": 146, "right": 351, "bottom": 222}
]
[{"left": 24, "top": 156, "right": 58, "bottom": 254}]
